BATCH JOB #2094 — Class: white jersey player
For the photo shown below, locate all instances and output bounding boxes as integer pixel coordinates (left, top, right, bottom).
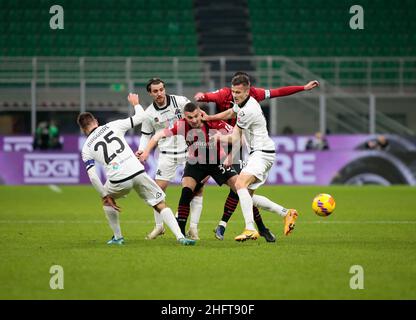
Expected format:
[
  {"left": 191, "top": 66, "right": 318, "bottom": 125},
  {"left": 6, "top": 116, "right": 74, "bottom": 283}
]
[
  {"left": 137, "top": 78, "right": 204, "bottom": 240},
  {"left": 78, "top": 93, "right": 196, "bottom": 246},
  {"left": 214, "top": 74, "right": 299, "bottom": 241}
]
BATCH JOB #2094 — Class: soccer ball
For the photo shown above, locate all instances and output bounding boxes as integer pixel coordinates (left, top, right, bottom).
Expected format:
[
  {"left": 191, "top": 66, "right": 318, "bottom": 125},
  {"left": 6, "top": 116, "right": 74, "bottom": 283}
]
[{"left": 312, "top": 193, "right": 336, "bottom": 216}]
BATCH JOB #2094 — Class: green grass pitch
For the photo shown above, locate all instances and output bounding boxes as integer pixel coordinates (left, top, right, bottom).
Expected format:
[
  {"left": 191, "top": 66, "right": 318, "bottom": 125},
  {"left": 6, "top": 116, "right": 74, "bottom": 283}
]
[{"left": 0, "top": 185, "right": 415, "bottom": 300}]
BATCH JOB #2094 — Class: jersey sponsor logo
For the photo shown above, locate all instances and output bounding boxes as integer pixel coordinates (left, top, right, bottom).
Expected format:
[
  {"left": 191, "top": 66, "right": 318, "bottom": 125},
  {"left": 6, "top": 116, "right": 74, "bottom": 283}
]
[
  {"left": 24, "top": 153, "right": 79, "bottom": 184},
  {"left": 156, "top": 169, "right": 162, "bottom": 176}
]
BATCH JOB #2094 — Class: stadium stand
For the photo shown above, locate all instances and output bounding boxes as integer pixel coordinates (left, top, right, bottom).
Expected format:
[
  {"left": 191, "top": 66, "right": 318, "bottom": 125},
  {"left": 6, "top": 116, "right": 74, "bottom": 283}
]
[
  {"left": 0, "top": 0, "right": 199, "bottom": 57},
  {"left": 0, "top": 0, "right": 415, "bottom": 135},
  {"left": 249, "top": 0, "right": 415, "bottom": 57},
  {"left": 248, "top": 0, "right": 416, "bottom": 85}
]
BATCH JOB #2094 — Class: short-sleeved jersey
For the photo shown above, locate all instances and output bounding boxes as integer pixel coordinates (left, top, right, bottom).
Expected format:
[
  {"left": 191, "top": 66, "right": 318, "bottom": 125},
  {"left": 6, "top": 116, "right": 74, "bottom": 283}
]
[
  {"left": 164, "top": 119, "right": 233, "bottom": 164},
  {"left": 141, "top": 94, "right": 190, "bottom": 153},
  {"left": 81, "top": 105, "right": 146, "bottom": 182},
  {"left": 199, "top": 86, "right": 305, "bottom": 126},
  {"left": 236, "top": 97, "right": 275, "bottom": 154}
]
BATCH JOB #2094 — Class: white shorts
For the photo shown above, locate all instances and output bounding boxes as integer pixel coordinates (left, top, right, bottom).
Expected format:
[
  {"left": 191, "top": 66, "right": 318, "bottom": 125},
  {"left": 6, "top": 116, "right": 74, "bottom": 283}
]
[
  {"left": 104, "top": 171, "right": 166, "bottom": 207},
  {"left": 241, "top": 151, "right": 276, "bottom": 190},
  {"left": 155, "top": 152, "right": 187, "bottom": 181}
]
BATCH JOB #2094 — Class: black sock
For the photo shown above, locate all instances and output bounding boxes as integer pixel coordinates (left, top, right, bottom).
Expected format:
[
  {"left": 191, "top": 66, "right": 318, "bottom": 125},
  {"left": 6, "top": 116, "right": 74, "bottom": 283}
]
[
  {"left": 253, "top": 206, "right": 267, "bottom": 231},
  {"left": 222, "top": 189, "right": 239, "bottom": 223},
  {"left": 177, "top": 187, "right": 194, "bottom": 235}
]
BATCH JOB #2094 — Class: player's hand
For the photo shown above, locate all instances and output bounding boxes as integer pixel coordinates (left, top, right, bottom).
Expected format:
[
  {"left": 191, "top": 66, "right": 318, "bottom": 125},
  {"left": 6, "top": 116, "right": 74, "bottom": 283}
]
[
  {"left": 304, "top": 80, "right": 320, "bottom": 91},
  {"left": 138, "top": 151, "right": 149, "bottom": 164},
  {"left": 194, "top": 92, "right": 205, "bottom": 101},
  {"left": 135, "top": 149, "right": 143, "bottom": 159},
  {"left": 102, "top": 196, "right": 121, "bottom": 212},
  {"left": 223, "top": 155, "right": 233, "bottom": 168},
  {"left": 200, "top": 109, "right": 210, "bottom": 121},
  {"left": 128, "top": 93, "right": 140, "bottom": 106}
]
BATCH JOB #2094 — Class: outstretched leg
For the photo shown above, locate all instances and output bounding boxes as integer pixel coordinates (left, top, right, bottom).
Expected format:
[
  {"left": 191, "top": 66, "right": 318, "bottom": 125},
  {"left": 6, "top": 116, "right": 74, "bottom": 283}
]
[{"left": 252, "top": 195, "right": 298, "bottom": 236}]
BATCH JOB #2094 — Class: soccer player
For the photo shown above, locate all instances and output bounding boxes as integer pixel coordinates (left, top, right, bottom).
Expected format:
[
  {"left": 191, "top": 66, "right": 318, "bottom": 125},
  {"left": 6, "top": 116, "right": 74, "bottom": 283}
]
[
  {"left": 78, "top": 93, "right": 195, "bottom": 246},
  {"left": 194, "top": 72, "right": 317, "bottom": 240},
  {"left": 212, "top": 74, "right": 299, "bottom": 241},
  {"left": 139, "top": 102, "right": 291, "bottom": 241},
  {"left": 138, "top": 78, "right": 204, "bottom": 240},
  {"left": 194, "top": 72, "right": 319, "bottom": 126}
]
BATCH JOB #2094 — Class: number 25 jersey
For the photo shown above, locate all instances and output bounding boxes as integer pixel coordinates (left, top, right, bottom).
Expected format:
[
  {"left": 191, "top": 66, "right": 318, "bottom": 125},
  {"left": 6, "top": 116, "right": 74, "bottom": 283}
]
[{"left": 81, "top": 106, "right": 145, "bottom": 182}]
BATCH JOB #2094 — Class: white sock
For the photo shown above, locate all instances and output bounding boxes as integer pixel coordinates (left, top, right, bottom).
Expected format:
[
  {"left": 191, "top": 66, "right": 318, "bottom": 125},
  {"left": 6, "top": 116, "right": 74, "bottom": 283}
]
[
  {"left": 160, "top": 207, "right": 185, "bottom": 240},
  {"left": 252, "top": 195, "right": 288, "bottom": 217},
  {"left": 189, "top": 196, "right": 203, "bottom": 230},
  {"left": 219, "top": 221, "right": 227, "bottom": 228},
  {"left": 103, "top": 206, "right": 122, "bottom": 239},
  {"left": 236, "top": 188, "right": 256, "bottom": 230},
  {"left": 153, "top": 209, "right": 164, "bottom": 228}
]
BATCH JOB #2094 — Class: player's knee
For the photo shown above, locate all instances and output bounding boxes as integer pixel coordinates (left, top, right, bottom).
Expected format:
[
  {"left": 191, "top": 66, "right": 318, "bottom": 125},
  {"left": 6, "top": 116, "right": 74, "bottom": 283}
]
[
  {"left": 235, "top": 177, "right": 249, "bottom": 191},
  {"left": 153, "top": 201, "right": 167, "bottom": 213},
  {"left": 179, "top": 187, "right": 194, "bottom": 205}
]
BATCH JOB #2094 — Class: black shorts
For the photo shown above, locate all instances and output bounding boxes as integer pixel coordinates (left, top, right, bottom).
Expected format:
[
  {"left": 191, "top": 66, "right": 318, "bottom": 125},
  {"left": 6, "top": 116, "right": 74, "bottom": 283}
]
[
  {"left": 231, "top": 160, "right": 247, "bottom": 174},
  {"left": 183, "top": 163, "right": 238, "bottom": 186},
  {"left": 226, "top": 145, "right": 246, "bottom": 174}
]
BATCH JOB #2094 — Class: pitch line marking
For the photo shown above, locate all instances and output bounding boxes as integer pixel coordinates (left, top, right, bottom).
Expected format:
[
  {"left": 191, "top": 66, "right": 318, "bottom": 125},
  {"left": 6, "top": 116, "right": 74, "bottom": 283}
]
[{"left": 48, "top": 185, "right": 63, "bottom": 193}]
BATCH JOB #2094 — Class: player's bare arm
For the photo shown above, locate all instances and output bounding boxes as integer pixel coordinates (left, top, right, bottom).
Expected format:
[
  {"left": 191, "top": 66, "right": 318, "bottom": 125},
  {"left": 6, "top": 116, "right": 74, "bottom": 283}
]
[
  {"left": 203, "top": 108, "right": 235, "bottom": 122},
  {"left": 138, "top": 130, "right": 169, "bottom": 163},
  {"left": 213, "top": 124, "right": 242, "bottom": 145}
]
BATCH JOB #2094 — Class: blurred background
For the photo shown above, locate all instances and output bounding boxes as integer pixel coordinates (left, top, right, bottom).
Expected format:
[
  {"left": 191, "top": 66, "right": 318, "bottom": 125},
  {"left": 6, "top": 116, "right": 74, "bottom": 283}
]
[{"left": 1, "top": 0, "right": 415, "bottom": 185}]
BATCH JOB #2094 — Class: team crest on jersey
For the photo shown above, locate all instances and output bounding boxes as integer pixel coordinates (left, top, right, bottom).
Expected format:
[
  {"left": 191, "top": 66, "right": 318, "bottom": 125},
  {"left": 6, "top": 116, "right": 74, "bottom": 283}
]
[
  {"left": 154, "top": 117, "right": 159, "bottom": 123},
  {"left": 156, "top": 192, "right": 162, "bottom": 199}
]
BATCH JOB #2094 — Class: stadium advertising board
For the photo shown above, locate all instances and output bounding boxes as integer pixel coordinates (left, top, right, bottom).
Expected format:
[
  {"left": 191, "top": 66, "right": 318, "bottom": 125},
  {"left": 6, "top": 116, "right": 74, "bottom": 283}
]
[{"left": 0, "top": 134, "right": 415, "bottom": 186}]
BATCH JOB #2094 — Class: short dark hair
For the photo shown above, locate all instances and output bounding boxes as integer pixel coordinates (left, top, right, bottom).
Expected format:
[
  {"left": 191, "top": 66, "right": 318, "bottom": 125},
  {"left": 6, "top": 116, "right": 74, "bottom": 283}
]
[
  {"left": 146, "top": 78, "right": 165, "bottom": 92},
  {"left": 198, "top": 103, "right": 210, "bottom": 114},
  {"left": 184, "top": 102, "right": 198, "bottom": 113},
  {"left": 233, "top": 71, "right": 250, "bottom": 79},
  {"left": 77, "top": 112, "right": 96, "bottom": 130},
  {"left": 231, "top": 74, "right": 250, "bottom": 87}
]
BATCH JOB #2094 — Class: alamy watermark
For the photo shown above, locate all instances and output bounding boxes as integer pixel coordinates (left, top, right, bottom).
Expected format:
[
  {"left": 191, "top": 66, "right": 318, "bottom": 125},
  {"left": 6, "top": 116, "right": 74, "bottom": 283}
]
[
  {"left": 49, "top": 265, "right": 64, "bottom": 290},
  {"left": 349, "top": 5, "right": 364, "bottom": 30},
  {"left": 349, "top": 265, "right": 364, "bottom": 290},
  {"left": 50, "top": 5, "right": 64, "bottom": 30}
]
